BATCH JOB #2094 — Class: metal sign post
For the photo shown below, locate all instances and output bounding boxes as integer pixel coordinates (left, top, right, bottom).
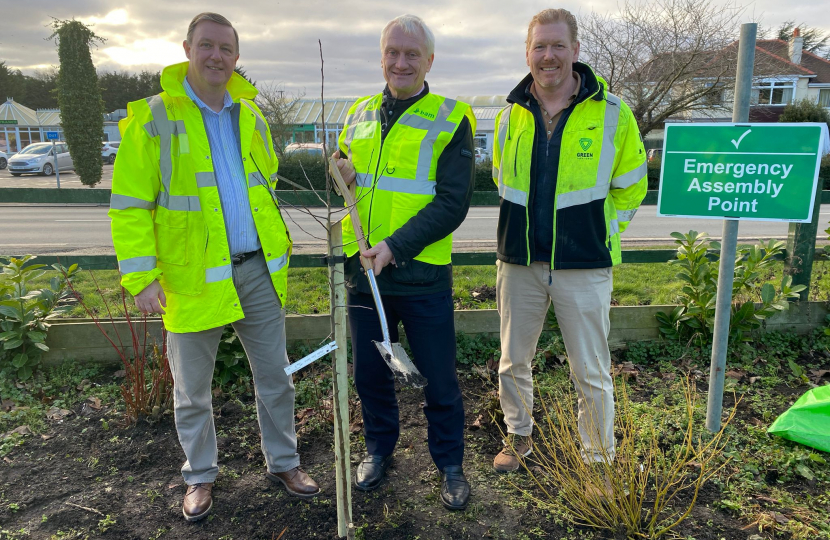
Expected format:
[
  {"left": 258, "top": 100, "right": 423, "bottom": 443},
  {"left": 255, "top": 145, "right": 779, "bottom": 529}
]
[
  {"left": 656, "top": 24, "right": 826, "bottom": 433},
  {"left": 46, "top": 131, "right": 60, "bottom": 189}
]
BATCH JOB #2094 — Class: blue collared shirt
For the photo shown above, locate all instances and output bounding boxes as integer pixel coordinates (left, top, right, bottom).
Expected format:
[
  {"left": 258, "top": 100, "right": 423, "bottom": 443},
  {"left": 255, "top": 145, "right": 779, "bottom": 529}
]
[{"left": 184, "top": 77, "right": 260, "bottom": 256}]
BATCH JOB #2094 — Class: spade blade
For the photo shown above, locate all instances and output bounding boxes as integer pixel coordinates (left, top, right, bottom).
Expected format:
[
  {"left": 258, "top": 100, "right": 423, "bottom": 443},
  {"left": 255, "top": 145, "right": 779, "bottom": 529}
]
[{"left": 373, "top": 340, "right": 428, "bottom": 388}]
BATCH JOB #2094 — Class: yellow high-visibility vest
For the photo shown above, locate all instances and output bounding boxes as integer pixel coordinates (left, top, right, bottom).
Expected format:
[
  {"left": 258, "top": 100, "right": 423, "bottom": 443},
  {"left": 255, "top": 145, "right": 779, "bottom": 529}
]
[{"left": 338, "top": 92, "right": 476, "bottom": 265}]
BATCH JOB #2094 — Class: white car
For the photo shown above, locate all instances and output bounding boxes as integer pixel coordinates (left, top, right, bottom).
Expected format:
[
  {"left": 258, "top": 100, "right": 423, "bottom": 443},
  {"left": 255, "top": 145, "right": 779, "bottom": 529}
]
[
  {"left": 7, "top": 142, "right": 75, "bottom": 176},
  {"left": 102, "top": 141, "right": 120, "bottom": 164},
  {"left": 0, "top": 151, "right": 7, "bottom": 170}
]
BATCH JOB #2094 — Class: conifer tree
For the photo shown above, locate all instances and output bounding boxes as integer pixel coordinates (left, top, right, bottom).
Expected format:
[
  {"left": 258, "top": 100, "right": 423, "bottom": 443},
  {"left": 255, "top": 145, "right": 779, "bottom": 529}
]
[{"left": 50, "top": 20, "right": 105, "bottom": 187}]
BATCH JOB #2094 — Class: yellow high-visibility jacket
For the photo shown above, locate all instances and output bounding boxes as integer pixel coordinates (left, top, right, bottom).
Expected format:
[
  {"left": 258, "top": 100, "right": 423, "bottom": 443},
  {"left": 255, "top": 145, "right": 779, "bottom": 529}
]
[
  {"left": 338, "top": 92, "right": 476, "bottom": 265},
  {"left": 109, "top": 62, "right": 291, "bottom": 333},
  {"left": 493, "top": 67, "right": 647, "bottom": 268}
]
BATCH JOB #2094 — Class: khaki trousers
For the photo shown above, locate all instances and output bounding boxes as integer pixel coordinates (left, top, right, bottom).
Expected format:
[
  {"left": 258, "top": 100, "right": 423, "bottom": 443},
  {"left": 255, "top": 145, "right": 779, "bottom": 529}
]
[
  {"left": 167, "top": 252, "right": 299, "bottom": 485},
  {"left": 496, "top": 261, "right": 615, "bottom": 463}
]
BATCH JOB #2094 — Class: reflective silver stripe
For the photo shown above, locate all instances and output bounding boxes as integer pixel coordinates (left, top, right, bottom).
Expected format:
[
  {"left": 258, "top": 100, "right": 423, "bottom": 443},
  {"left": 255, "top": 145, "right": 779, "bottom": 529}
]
[
  {"left": 557, "top": 183, "right": 610, "bottom": 209},
  {"left": 499, "top": 183, "right": 528, "bottom": 207},
  {"left": 110, "top": 194, "right": 155, "bottom": 210},
  {"left": 242, "top": 101, "right": 271, "bottom": 157},
  {"left": 496, "top": 104, "right": 512, "bottom": 164},
  {"left": 157, "top": 192, "right": 201, "bottom": 211},
  {"left": 145, "top": 96, "right": 174, "bottom": 195},
  {"left": 267, "top": 252, "right": 289, "bottom": 274},
  {"left": 377, "top": 176, "right": 436, "bottom": 196},
  {"left": 413, "top": 98, "right": 459, "bottom": 183},
  {"left": 248, "top": 171, "right": 268, "bottom": 188},
  {"left": 270, "top": 172, "right": 278, "bottom": 184},
  {"left": 205, "top": 264, "right": 232, "bottom": 283},
  {"left": 492, "top": 165, "right": 500, "bottom": 180},
  {"left": 355, "top": 172, "right": 373, "bottom": 188},
  {"left": 611, "top": 161, "right": 647, "bottom": 189},
  {"left": 617, "top": 208, "right": 638, "bottom": 222},
  {"left": 596, "top": 94, "right": 621, "bottom": 187},
  {"left": 608, "top": 219, "right": 620, "bottom": 237},
  {"left": 556, "top": 95, "right": 621, "bottom": 211},
  {"left": 119, "top": 256, "right": 157, "bottom": 274},
  {"left": 196, "top": 172, "right": 217, "bottom": 188}
]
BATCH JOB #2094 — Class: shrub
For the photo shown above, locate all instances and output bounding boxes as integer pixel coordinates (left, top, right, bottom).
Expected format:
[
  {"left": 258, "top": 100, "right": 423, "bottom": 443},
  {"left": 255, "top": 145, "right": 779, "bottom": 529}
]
[
  {"left": 513, "top": 376, "right": 736, "bottom": 538},
  {"left": 50, "top": 19, "right": 105, "bottom": 187},
  {"left": 656, "top": 231, "right": 804, "bottom": 345},
  {"left": 0, "top": 256, "right": 79, "bottom": 381}
]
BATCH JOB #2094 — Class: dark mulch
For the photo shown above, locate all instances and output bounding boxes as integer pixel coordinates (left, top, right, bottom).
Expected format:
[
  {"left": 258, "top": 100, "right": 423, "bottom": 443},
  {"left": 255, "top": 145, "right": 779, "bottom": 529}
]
[{"left": 0, "top": 368, "right": 763, "bottom": 540}]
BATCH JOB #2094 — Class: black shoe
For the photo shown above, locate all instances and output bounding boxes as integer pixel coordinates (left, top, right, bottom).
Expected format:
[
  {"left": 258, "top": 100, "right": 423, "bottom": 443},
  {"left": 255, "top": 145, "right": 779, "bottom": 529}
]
[
  {"left": 440, "top": 465, "right": 470, "bottom": 511},
  {"left": 354, "top": 454, "right": 393, "bottom": 492}
]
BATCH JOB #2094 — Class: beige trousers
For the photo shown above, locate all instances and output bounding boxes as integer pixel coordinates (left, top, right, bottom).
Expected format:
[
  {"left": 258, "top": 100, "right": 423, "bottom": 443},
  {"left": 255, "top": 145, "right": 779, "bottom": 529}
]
[
  {"left": 167, "top": 252, "right": 299, "bottom": 485},
  {"left": 496, "top": 261, "right": 615, "bottom": 463}
]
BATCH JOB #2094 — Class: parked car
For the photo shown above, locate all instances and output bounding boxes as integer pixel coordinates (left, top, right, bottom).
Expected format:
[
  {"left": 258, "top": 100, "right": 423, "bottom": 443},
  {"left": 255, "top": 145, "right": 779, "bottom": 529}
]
[
  {"left": 102, "top": 141, "right": 120, "bottom": 164},
  {"left": 284, "top": 142, "right": 324, "bottom": 157},
  {"left": 0, "top": 151, "right": 6, "bottom": 170},
  {"left": 474, "top": 147, "right": 490, "bottom": 164},
  {"left": 7, "top": 142, "right": 74, "bottom": 176},
  {"left": 647, "top": 148, "right": 663, "bottom": 162}
]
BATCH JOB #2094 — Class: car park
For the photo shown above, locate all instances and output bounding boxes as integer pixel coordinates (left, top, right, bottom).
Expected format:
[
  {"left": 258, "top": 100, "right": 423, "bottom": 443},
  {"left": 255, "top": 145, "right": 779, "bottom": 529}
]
[
  {"left": 102, "top": 141, "right": 120, "bottom": 164},
  {"left": 7, "top": 142, "right": 74, "bottom": 176}
]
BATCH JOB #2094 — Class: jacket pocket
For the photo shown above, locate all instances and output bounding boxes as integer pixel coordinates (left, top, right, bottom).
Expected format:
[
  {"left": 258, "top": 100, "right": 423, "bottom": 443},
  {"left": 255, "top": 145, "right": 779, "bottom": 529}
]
[{"left": 156, "top": 213, "right": 207, "bottom": 296}]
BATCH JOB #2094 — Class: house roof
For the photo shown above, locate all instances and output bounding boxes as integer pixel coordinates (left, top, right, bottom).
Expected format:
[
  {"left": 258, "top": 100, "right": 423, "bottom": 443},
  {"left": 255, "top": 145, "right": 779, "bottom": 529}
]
[{"left": 756, "top": 39, "right": 830, "bottom": 84}]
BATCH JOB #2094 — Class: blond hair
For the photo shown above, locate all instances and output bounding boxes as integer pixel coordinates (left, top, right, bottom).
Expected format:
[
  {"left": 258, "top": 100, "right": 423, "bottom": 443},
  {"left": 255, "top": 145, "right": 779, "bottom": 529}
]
[{"left": 526, "top": 9, "right": 578, "bottom": 48}]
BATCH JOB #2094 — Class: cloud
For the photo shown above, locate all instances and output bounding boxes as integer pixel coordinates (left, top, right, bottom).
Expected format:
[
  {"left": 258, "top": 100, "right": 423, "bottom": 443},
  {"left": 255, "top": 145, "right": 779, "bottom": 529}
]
[{"left": 1, "top": 0, "right": 828, "bottom": 100}]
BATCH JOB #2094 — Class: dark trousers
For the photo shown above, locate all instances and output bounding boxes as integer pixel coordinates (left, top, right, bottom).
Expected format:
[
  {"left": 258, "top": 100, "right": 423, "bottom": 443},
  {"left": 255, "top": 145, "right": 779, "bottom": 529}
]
[{"left": 347, "top": 289, "right": 464, "bottom": 470}]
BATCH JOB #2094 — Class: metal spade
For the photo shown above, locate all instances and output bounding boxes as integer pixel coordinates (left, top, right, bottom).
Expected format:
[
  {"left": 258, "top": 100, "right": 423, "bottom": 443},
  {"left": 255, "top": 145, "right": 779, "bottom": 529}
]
[{"left": 328, "top": 157, "right": 428, "bottom": 388}]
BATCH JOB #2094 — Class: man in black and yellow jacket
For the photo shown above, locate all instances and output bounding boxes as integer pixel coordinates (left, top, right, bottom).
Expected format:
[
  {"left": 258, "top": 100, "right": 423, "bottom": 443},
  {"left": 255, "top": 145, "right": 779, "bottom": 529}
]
[
  {"left": 491, "top": 9, "right": 647, "bottom": 482},
  {"left": 334, "top": 14, "right": 475, "bottom": 511}
]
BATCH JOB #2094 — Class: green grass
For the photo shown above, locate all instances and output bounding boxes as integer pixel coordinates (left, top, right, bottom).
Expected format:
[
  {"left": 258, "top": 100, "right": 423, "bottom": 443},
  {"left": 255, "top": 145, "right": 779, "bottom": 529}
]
[{"left": 24, "top": 260, "right": 830, "bottom": 319}]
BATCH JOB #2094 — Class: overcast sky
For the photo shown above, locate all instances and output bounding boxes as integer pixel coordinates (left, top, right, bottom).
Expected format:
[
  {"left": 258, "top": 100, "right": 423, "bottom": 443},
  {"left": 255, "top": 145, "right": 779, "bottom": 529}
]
[{"left": 2, "top": 0, "right": 829, "bottom": 100}]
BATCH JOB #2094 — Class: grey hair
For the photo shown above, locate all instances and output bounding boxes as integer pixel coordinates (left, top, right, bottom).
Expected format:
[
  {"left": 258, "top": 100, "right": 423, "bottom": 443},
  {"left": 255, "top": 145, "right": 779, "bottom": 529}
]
[
  {"left": 186, "top": 12, "right": 239, "bottom": 53},
  {"left": 380, "top": 14, "right": 435, "bottom": 56}
]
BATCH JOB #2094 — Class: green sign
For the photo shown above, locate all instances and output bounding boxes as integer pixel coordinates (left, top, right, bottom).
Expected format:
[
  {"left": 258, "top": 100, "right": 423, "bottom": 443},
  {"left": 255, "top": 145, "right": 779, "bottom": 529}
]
[
  {"left": 657, "top": 123, "right": 826, "bottom": 223},
  {"left": 0, "top": 120, "right": 17, "bottom": 125}
]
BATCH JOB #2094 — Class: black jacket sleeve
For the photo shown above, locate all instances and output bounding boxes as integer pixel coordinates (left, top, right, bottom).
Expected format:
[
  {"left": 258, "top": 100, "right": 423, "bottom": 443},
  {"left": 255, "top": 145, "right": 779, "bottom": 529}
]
[{"left": 384, "top": 116, "right": 475, "bottom": 264}]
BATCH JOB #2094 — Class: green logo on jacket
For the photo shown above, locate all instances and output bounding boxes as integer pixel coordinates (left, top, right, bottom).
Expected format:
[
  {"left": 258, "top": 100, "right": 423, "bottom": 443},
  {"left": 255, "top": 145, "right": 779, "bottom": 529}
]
[
  {"left": 579, "top": 138, "right": 593, "bottom": 151},
  {"left": 412, "top": 107, "right": 435, "bottom": 120}
]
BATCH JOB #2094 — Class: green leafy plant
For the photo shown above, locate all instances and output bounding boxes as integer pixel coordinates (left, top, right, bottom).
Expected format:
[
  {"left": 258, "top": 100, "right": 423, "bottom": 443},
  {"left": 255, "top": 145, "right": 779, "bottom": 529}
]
[
  {"left": 213, "top": 326, "right": 252, "bottom": 390},
  {"left": 0, "top": 256, "right": 79, "bottom": 381},
  {"left": 656, "top": 231, "right": 805, "bottom": 345}
]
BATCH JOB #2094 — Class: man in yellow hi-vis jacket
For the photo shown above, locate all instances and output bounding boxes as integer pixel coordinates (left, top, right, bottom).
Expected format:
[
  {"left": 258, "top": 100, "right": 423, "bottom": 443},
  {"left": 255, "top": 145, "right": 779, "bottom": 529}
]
[
  {"left": 333, "top": 14, "right": 475, "bottom": 511},
  {"left": 491, "top": 9, "right": 647, "bottom": 484},
  {"left": 109, "top": 12, "right": 319, "bottom": 522}
]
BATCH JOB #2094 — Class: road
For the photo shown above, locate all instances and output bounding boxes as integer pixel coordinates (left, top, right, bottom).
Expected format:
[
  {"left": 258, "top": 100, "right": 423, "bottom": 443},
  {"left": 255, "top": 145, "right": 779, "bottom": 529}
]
[{"left": 3, "top": 204, "right": 829, "bottom": 256}]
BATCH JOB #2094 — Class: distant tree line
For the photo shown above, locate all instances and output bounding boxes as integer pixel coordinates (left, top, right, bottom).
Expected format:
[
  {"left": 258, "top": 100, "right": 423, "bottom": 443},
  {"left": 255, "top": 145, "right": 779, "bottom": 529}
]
[{"left": 0, "top": 61, "right": 161, "bottom": 112}]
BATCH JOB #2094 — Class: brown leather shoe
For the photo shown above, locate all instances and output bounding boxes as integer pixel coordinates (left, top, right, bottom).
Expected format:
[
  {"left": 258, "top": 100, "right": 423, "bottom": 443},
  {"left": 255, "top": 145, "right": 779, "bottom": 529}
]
[
  {"left": 267, "top": 467, "right": 321, "bottom": 499},
  {"left": 182, "top": 482, "right": 213, "bottom": 522},
  {"left": 493, "top": 434, "right": 532, "bottom": 473}
]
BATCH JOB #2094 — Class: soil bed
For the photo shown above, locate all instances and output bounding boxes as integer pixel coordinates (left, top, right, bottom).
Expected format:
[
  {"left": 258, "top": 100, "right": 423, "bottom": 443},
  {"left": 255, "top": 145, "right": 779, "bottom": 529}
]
[{"left": 0, "top": 352, "right": 826, "bottom": 540}]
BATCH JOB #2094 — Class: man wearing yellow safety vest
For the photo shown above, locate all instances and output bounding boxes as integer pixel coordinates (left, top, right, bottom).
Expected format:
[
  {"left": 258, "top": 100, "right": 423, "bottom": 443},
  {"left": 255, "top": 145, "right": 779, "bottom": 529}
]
[
  {"left": 109, "top": 12, "right": 319, "bottom": 522},
  {"left": 491, "top": 9, "right": 647, "bottom": 487},
  {"left": 333, "top": 14, "right": 476, "bottom": 511}
]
